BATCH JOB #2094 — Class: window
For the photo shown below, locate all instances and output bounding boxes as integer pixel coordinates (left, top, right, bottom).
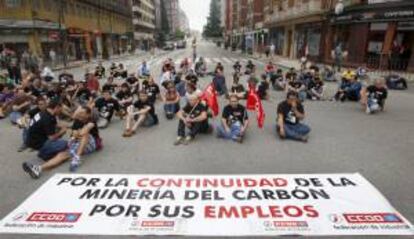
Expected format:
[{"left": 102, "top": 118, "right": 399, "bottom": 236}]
[{"left": 5, "top": 0, "right": 21, "bottom": 8}]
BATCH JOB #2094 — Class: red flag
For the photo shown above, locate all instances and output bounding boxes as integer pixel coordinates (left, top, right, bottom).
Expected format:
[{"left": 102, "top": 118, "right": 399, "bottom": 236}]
[
  {"left": 246, "top": 85, "right": 265, "bottom": 128},
  {"left": 201, "top": 83, "right": 219, "bottom": 116}
]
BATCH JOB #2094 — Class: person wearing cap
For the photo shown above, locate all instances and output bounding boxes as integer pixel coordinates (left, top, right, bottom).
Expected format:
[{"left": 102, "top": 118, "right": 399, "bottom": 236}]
[
  {"left": 333, "top": 71, "right": 362, "bottom": 102},
  {"left": 360, "top": 78, "right": 388, "bottom": 114},
  {"left": 174, "top": 94, "right": 210, "bottom": 145}
]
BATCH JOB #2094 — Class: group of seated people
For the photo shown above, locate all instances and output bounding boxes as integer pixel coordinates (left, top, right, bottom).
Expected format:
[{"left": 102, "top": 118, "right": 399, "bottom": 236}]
[{"left": 0, "top": 53, "right": 400, "bottom": 179}]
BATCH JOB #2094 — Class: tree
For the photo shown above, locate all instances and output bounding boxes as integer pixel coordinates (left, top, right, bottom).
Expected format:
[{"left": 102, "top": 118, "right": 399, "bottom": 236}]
[
  {"left": 203, "top": 0, "right": 223, "bottom": 38},
  {"left": 175, "top": 30, "right": 185, "bottom": 40}
]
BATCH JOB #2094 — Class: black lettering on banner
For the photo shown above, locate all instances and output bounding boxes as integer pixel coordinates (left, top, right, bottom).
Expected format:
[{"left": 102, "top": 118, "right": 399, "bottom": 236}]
[
  {"left": 294, "top": 178, "right": 323, "bottom": 187},
  {"left": 231, "top": 189, "right": 330, "bottom": 200},
  {"left": 89, "top": 204, "right": 142, "bottom": 217},
  {"left": 327, "top": 177, "right": 357, "bottom": 187},
  {"left": 148, "top": 205, "right": 195, "bottom": 218},
  {"left": 57, "top": 177, "right": 100, "bottom": 186},
  {"left": 105, "top": 178, "right": 128, "bottom": 187}
]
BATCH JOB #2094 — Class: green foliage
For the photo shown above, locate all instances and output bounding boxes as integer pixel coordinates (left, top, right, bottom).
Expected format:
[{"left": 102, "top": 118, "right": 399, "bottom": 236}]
[{"left": 203, "top": 0, "right": 223, "bottom": 38}]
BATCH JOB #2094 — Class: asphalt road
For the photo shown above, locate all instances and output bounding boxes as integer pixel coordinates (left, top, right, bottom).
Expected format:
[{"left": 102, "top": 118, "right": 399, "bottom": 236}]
[{"left": 0, "top": 41, "right": 413, "bottom": 239}]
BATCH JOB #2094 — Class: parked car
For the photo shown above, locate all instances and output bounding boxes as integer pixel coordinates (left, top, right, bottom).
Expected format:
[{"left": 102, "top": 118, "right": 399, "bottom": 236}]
[
  {"left": 163, "top": 42, "right": 175, "bottom": 51},
  {"left": 176, "top": 40, "right": 187, "bottom": 49}
]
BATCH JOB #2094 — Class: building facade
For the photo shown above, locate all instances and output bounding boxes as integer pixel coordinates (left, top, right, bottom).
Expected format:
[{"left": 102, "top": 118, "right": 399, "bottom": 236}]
[
  {"left": 179, "top": 8, "right": 190, "bottom": 34},
  {"left": 162, "top": 0, "right": 179, "bottom": 34},
  {"left": 0, "top": 0, "right": 133, "bottom": 63},
  {"left": 326, "top": 0, "right": 414, "bottom": 72},
  {"left": 132, "top": 0, "right": 156, "bottom": 51}
]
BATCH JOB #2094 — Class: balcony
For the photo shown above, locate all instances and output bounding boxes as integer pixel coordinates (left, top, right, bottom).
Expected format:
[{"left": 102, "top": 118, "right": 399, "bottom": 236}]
[
  {"left": 132, "top": 18, "right": 155, "bottom": 29},
  {"left": 268, "top": 0, "right": 325, "bottom": 23}
]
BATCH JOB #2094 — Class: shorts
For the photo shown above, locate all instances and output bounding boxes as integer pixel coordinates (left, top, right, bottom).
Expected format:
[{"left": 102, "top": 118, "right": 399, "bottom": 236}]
[
  {"left": 69, "top": 135, "right": 97, "bottom": 157},
  {"left": 38, "top": 139, "right": 68, "bottom": 161}
]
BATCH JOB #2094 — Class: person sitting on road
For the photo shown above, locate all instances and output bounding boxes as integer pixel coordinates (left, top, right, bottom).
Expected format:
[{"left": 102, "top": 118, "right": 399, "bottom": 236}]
[
  {"left": 257, "top": 74, "right": 270, "bottom": 100},
  {"left": 22, "top": 100, "right": 68, "bottom": 179},
  {"left": 117, "top": 63, "right": 128, "bottom": 79},
  {"left": 138, "top": 60, "right": 151, "bottom": 78},
  {"left": 109, "top": 62, "right": 118, "bottom": 76},
  {"left": 86, "top": 73, "right": 100, "bottom": 96},
  {"left": 3, "top": 87, "right": 34, "bottom": 124},
  {"left": 94, "top": 90, "right": 122, "bottom": 129},
  {"left": 59, "top": 71, "right": 74, "bottom": 85},
  {"left": 385, "top": 74, "right": 408, "bottom": 90},
  {"left": 307, "top": 76, "right": 324, "bottom": 100},
  {"left": 174, "top": 94, "right": 210, "bottom": 145},
  {"left": 276, "top": 91, "right": 311, "bottom": 143},
  {"left": 195, "top": 57, "right": 207, "bottom": 77},
  {"left": 174, "top": 72, "right": 186, "bottom": 97},
  {"left": 115, "top": 83, "right": 133, "bottom": 110},
  {"left": 285, "top": 67, "right": 297, "bottom": 81},
  {"left": 215, "top": 62, "right": 224, "bottom": 74},
  {"left": 245, "top": 60, "right": 256, "bottom": 75},
  {"left": 216, "top": 94, "right": 249, "bottom": 143},
  {"left": 333, "top": 72, "right": 362, "bottom": 102},
  {"left": 75, "top": 80, "right": 93, "bottom": 106},
  {"left": 95, "top": 62, "right": 105, "bottom": 79},
  {"left": 126, "top": 73, "right": 140, "bottom": 94},
  {"left": 286, "top": 76, "right": 307, "bottom": 102},
  {"left": 360, "top": 78, "right": 388, "bottom": 114},
  {"left": 17, "top": 97, "right": 47, "bottom": 152},
  {"left": 142, "top": 76, "right": 160, "bottom": 105},
  {"left": 162, "top": 81, "right": 180, "bottom": 120},
  {"left": 230, "top": 74, "right": 246, "bottom": 99},
  {"left": 68, "top": 105, "right": 102, "bottom": 172},
  {"left": 102, "top": 76, "right": 118, "bottom": 95},
  {"left": 123, "top": 90, "right": 158, "bottom": 137},
  {"left": 180, "top": 58, "right": 190, "bottom": 74},
  {"left": 233, "top": 61, "right": 242, "bottom": 73},
  {"left": 271, "top": 69, "right": 286, "bottom": 91},
  {"left": 265, "top": 61, "right": 276, "bottom": 78},
  {"left": 213, "top": 69, "right": 228, "bottom": 97}
]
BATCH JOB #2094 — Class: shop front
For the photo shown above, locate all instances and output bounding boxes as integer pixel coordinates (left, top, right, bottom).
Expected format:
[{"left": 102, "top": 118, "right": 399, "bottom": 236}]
[
  {"left": 295, "top": 23, "right": 323, "bottom": 61},
  {"left": 329, "top": 1, "right": 414, "bottom": 71}
]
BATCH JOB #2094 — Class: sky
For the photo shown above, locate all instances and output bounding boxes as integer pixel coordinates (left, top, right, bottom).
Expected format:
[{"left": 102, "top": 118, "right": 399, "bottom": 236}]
[{"left": 179, "top": 0, "right": 211, "bottom": 32}]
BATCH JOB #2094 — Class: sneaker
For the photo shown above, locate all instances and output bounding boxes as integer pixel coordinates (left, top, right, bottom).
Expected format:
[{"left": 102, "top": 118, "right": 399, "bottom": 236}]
[
  {"left": 183, "top": 136, "right": 193, "bottom": 145},
  {"left": 174, "top": 137, "right": 184, "bottom": 146},
  {"left": 17, "top": 144, "right": 28, "bottom": 152},
  {"left": 22, "top": 162, "right": 41, "bottom": 179},
  {"left": 69, "top": 155, "right": 81, "bottom": 172},
  {"left": 300, "top": 135, "right": 309, "bottom": 143},
  {"left": 366, "top": 107, "right": 371, "bottom": 114},
  {"left": 234, "top": 136, "right": 243, "bottom": 144}
]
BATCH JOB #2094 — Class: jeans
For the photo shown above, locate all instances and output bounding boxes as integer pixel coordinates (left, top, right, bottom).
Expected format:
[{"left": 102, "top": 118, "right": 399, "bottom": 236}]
[
  {"left": 9, "top": 111, "right": 22, "bottom": 124},
  {"left": 177, "top": 120, "right": 209, "bottom": 138},
  {"left": 216, "top": 121, "right": 243, "bottom": 141},
  {"left": 22, "top": 128, "right": 28, "bottom": 145},
  {"left": 281, "top": 123, "right": 311, "bottom": 141},
  {"left": 38, "top": 139, "right": 68, "bottom": 161},
  {"left": 164, "top": 103, "right": 179, "bottom": 116},
  {"left": 367, "top": 98, "right": 382, "bottom": 113},
  {"left": 298, "top": 91, "right": 307, "bottom": 102}
]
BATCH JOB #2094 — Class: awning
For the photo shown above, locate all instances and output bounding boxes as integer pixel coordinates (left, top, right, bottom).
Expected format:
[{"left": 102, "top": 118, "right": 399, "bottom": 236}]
[{"left": 330, "top": 2, "right": 414, "bottom": 24}]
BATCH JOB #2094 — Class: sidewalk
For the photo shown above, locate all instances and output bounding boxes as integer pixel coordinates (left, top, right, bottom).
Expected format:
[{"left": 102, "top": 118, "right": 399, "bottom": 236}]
[
  {"left": 228, "top": 47, "right": 414, "bottom": 82},
  {"left": 51, "top": 49, "right": 163, "bottom": 72}
]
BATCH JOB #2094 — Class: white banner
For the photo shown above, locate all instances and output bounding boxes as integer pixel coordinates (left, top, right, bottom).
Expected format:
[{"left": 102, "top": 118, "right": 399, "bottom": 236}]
[{"left": 1, "top": 174, "right": 413, "bottom": 236}]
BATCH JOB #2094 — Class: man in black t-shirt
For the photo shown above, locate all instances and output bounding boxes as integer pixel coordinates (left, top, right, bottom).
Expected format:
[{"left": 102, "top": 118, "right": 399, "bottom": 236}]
[
  {"left": 95, "top": 90, "right": 121, "bottom": 128},
  {"left": 307, "top": 77, "right": 324, "bottom": 100},
  {"left": 22, "top": 101, "right": 68, "bottom": 179},
  {"left": 142, "top": 77, "right": 160, "bottom": 104},
  {"left": 174, "top": 94, "right": 210, "bottom": 145},
  {"left": 123, "top": 90, "right": 158, "bottom": 137},
  {"left": 276, "top": 91, "right": 311, "bottom": 142},
  {"left": 361, "top": 78, "right": 388, "bottom": 114},
  {"left": 217, "top": 95, "right": 249, "bottom": 143}
]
